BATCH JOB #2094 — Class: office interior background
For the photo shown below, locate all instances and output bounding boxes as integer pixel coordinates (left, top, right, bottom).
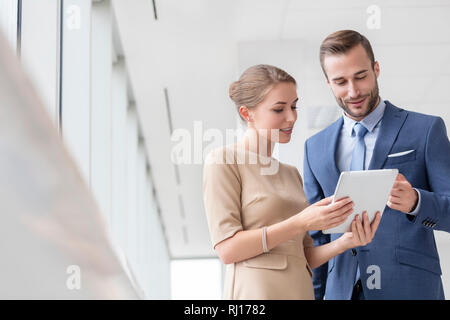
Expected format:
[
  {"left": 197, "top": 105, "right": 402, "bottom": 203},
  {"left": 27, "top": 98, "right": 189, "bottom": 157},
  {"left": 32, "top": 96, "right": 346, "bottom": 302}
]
[{"left": 0, "top": 0, "right": 449, "bottom": 299}]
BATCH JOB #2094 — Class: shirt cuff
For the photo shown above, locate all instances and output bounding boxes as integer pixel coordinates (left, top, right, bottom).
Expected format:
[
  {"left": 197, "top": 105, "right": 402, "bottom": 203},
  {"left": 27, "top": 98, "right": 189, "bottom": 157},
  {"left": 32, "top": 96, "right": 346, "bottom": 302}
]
[{"left": 408, "top": 188, "right": 421, "bottom": 216}]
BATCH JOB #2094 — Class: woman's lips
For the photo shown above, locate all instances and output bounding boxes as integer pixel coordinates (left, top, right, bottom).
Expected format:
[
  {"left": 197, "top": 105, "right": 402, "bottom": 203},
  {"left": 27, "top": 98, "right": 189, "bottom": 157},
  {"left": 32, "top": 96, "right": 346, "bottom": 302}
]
[
  {"left": 280, "top": 127, "right": 293, "bottom": 135},
  {"left": 347, "top": 96, "right": 367, "bottom": 108}
]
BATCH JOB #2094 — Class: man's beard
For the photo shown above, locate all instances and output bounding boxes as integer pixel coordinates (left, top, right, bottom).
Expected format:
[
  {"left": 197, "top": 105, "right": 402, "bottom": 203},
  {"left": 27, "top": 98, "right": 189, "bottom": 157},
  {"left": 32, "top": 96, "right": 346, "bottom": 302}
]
[{"left": 336, "top": 81, "right": 379, "bottom": 119}]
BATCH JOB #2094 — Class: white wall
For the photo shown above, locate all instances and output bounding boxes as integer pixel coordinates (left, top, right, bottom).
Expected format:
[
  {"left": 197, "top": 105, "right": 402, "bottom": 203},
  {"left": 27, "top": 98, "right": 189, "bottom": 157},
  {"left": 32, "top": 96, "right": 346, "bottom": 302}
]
[
  {"left": 20, "top": 0, "right": 60, "bottom": 123},
  {"left": 0, "top": 0, "right": 18, "bottom": 52},
  {"left": 0, "top": 21, "right": 136, "bottom": 299},
  {"left": 0, "top": 0, "right": 171, "bottom": 299}
]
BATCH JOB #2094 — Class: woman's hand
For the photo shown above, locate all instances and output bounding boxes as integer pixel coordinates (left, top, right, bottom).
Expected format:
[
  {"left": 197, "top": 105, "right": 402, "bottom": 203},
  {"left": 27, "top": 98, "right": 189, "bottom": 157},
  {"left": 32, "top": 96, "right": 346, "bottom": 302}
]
[
  {"left": 296, "top": 196, "right": 354, "bottom": 232},
  {"left": 338, "top": 211, "right": 382, "bottom": 250}
]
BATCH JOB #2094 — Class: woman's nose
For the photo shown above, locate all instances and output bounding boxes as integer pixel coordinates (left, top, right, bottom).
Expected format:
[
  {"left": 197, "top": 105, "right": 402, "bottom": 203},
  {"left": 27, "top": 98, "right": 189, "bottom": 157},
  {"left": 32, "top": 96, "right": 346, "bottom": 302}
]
[{"left": 286, "top": 109, "right": 297, "bottom": 123}]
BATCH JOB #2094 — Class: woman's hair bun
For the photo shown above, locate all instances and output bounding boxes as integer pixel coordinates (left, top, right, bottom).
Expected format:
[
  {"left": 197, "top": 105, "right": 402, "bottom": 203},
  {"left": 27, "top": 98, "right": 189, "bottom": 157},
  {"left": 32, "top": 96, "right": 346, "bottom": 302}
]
[{"left": 229, "top": 81, "right": 239, "bottom": 101}]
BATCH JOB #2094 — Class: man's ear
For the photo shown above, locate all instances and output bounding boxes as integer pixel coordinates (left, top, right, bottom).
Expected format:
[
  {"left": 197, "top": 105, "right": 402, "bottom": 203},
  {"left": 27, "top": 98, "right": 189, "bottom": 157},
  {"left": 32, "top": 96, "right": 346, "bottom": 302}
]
[{"left": 374, "top": 61, "right": 380, "bottom": 78}]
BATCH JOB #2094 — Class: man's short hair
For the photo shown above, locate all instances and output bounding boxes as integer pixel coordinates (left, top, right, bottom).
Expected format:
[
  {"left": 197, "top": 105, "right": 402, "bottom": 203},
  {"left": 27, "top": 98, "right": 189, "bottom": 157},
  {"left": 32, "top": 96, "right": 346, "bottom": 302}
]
[{"left": 320, "top": 30, "right": 375, "bottom": 78}]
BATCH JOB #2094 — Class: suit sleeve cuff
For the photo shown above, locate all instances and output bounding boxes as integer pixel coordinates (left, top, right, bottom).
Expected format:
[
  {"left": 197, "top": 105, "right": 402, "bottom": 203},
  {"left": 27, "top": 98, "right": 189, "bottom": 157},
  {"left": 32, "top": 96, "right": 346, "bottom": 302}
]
[{"left": 407, "top": 188, "right": 422, "bottom": 216}]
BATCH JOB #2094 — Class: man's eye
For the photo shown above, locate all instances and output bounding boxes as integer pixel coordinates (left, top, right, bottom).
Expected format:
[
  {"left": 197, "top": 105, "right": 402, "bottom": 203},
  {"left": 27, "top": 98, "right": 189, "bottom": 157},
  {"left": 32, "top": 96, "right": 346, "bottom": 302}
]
[
  {"left": 335, "top": 81, "right": 345, "bottom": 86},
  {"left": 356, "top": 75, "right": 367, "bottom": 80},
  {"left": 291, "top": 106, "right": 297, "bottom": 110}
]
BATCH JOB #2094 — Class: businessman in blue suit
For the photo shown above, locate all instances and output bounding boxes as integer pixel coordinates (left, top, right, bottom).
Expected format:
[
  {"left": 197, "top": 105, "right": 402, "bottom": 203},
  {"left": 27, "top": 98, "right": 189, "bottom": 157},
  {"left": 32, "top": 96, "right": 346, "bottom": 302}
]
[{"left": 303, "top": 30, "right": 450, "bottom": 300}]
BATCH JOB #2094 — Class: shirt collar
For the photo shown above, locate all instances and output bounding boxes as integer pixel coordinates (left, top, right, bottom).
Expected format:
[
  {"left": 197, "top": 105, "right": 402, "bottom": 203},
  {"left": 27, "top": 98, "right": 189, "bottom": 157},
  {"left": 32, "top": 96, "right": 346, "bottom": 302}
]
[{"left": 342, "top": 97, "right": 386, "bottom": 136}]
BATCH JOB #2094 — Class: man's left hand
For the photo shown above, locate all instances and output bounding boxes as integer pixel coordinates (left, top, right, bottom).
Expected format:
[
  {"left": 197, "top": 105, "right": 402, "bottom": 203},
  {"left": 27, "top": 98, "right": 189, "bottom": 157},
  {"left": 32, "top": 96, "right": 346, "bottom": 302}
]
[{"left": 387, "top": 173, "right": 418, "bottom": 213}]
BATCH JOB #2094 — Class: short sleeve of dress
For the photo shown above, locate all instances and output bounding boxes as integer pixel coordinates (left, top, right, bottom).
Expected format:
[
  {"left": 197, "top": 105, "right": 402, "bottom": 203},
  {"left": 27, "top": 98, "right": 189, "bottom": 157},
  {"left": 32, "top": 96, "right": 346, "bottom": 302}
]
[{"left": 203, "top": 148, "right": 243, "bottom": 249}]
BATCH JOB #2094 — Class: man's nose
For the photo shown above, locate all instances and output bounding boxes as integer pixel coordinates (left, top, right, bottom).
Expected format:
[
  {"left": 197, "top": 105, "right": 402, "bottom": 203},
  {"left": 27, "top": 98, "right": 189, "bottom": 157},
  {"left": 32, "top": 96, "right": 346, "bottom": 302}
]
[{"left": 348, "top": 81, "right": 360, "bottom": 98}]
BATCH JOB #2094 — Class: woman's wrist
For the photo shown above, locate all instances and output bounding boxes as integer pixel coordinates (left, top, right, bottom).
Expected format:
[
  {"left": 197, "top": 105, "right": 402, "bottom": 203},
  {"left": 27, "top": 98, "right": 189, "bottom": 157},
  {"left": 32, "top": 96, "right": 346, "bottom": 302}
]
[
  {"left": 334, "top": 236, "right": 350, "bottom": 254},
  {"left": 293, "top": 213, "right": 308, "bottom": 234}
]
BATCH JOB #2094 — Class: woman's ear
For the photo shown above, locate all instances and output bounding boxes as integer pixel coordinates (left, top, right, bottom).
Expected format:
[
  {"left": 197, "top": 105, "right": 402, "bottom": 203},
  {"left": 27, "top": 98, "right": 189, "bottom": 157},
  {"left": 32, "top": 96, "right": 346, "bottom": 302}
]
[{"left": 239, "top": 106, "right": 252, "bottom": 122}]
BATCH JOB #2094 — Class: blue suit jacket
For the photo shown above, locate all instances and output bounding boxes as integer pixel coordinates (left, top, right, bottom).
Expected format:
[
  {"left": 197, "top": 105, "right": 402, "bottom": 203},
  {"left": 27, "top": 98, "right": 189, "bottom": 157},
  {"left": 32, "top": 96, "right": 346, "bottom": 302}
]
[{"left": 303, "top": 101, "right": 450, "bottom": 300}]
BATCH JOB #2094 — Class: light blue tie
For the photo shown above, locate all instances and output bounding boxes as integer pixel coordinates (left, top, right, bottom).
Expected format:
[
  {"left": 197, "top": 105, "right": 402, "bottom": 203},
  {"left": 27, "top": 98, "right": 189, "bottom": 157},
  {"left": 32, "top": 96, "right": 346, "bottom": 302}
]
[
  {"left": 350, "top": 123, "right": 369, "bottom": 171},
  {"left": 350, "top": 123, "right": 368, "bottom": 286}
]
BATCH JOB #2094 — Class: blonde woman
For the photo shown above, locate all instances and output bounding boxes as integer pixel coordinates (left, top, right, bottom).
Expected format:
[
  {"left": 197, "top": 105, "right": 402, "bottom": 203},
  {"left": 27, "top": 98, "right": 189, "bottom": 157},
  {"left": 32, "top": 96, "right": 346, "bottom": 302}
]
[{"left": 202, "top": 64, "right": 381, "bottom": 300}]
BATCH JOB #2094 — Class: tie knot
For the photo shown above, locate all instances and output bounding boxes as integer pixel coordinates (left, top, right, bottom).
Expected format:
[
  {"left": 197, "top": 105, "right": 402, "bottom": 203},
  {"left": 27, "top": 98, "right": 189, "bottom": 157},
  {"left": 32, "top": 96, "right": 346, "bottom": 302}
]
[{"left": 353, "top": 123, "right": 368, "bottom": 138}]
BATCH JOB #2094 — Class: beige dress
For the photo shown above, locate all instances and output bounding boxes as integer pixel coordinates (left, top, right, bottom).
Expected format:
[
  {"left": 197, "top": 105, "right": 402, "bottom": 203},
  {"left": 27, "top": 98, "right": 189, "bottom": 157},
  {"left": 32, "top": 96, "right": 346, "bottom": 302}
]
[{"left": 202, "top": 144, "right": 315, "bottom": 300}]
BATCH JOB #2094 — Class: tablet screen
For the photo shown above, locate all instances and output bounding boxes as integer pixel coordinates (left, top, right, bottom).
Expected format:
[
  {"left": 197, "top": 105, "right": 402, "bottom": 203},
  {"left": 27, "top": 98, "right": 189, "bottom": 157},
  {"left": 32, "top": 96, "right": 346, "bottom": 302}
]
[{"left": 323, "top": 169, "right": 398, "bottom": 234}]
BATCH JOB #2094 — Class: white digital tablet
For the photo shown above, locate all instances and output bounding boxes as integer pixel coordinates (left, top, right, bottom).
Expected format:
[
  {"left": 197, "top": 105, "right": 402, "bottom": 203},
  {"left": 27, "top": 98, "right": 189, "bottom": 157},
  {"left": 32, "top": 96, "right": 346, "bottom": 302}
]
[{"left": 323, "top": 169, "right": 398, "bottom": 234}]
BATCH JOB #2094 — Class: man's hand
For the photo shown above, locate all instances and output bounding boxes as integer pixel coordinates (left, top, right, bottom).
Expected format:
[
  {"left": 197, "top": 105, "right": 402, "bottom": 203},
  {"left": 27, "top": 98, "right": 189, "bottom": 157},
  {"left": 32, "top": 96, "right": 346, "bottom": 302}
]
[{"left": 387, "top": 173, "right": 418, "bottom": 213}]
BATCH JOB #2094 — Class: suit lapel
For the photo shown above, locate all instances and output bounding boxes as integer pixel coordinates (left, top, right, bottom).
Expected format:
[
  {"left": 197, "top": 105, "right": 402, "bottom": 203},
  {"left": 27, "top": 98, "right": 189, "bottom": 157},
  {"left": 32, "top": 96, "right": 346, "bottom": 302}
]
[
  {"left": 368, "top": 101, "right": 408, "bottom": 170},
  {"left": 324, "top": 117, "right": 343, "bottom": 184}
]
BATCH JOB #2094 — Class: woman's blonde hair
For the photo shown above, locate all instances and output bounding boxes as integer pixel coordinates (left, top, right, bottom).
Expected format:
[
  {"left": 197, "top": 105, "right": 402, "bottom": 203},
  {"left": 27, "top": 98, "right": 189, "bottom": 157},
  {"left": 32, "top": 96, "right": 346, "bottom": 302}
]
[{"left": 229, "top": 64, "right": 296, "bottom": 121}]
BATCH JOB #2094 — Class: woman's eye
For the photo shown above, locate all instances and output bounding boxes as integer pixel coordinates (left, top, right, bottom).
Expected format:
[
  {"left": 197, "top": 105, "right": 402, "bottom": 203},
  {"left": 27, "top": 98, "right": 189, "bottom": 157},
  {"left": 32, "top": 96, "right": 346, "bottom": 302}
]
[
  {"left": 274, "top": 109, "right": 283, "bottom": 113},
  {"left": 291, "top": 106, "right": 297, "bottom": 110}
]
